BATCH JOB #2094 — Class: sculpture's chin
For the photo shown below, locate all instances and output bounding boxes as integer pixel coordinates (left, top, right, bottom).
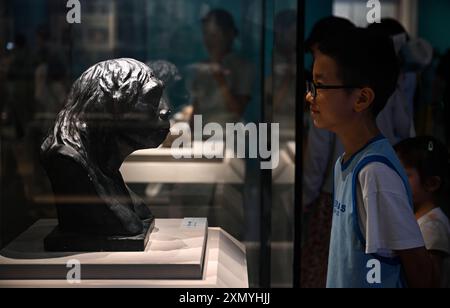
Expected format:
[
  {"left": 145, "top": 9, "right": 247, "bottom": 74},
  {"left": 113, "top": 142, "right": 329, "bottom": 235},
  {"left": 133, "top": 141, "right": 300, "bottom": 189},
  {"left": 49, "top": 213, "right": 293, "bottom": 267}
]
[{"left": 150, "top": 129, "right": 171, "bottom": 147}]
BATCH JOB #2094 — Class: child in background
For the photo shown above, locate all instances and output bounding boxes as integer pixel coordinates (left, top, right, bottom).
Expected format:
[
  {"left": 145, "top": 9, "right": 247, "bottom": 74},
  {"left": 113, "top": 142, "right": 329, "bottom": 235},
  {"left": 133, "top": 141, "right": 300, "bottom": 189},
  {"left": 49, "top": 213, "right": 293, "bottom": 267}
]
[{"left": 395, "top": 136, "right": 450, "bottom": 288}]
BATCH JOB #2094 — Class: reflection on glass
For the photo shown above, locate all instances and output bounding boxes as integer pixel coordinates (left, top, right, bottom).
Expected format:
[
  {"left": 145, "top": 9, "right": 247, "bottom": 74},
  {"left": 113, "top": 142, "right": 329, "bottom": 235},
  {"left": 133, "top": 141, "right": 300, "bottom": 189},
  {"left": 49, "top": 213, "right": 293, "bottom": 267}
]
[{"left": 189, "top": 9, "right": 254, "bottom": 128}]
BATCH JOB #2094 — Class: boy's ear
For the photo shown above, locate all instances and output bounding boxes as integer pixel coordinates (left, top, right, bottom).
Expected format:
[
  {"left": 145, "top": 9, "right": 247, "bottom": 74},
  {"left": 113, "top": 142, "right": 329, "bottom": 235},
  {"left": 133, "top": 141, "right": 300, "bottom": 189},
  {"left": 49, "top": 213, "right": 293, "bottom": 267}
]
[
  {"left": 424, "top": 176, "right": 442, "bottom": 193},
  {"left": 353, "top": 87, "right": 375, "bottom": 113}
]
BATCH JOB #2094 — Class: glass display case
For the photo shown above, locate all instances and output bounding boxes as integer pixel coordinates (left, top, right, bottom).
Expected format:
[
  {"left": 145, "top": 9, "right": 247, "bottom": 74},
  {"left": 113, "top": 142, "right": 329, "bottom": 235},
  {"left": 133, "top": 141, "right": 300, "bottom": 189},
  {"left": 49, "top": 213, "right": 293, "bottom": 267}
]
[{"left": 0, "top": 0, "right": 300, "bottom": 288}]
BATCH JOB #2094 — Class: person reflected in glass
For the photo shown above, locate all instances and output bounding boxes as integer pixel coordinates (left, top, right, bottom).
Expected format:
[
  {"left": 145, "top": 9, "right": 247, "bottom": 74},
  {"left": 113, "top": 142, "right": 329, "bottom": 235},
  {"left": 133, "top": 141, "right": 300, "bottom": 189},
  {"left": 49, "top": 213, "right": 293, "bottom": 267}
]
[
  {"left": 189, "top": 9, "right": 254, "bottom": 129},
  {"left": 265, "top": 9, "right": 297, "bottom": 139}
]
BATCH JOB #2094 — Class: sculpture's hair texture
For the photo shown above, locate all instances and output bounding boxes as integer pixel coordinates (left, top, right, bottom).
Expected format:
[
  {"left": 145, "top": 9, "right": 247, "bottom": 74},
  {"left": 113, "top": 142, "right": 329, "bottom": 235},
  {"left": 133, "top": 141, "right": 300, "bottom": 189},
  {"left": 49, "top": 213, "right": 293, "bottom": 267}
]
[
  {"left": 41, "top": 58, "right": 155, "bottom": 162},
  {"left": 40, "top": 58, "right": 162, "bottom": 235}
]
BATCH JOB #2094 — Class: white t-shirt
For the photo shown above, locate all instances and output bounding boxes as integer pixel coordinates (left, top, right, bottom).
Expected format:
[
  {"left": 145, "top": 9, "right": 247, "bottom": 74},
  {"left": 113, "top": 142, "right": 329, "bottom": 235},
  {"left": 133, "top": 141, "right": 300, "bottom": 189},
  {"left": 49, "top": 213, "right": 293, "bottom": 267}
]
[
  {"left": 417, "top": 207, "right": 450, "bottom": 288},
  {"left": 417, "top": 208, "right": 450, "bottom": 253},
  {"left": 356, "top": 162, "right": 425, "bottom": 257}
]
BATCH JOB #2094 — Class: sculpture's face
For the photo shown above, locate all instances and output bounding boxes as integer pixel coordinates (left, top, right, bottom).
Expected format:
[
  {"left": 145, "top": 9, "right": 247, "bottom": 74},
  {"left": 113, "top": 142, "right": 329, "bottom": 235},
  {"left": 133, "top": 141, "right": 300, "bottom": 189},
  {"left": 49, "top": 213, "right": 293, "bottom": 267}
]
[{"left": 118, "top": 75, "right": 170, "bottom": 150}]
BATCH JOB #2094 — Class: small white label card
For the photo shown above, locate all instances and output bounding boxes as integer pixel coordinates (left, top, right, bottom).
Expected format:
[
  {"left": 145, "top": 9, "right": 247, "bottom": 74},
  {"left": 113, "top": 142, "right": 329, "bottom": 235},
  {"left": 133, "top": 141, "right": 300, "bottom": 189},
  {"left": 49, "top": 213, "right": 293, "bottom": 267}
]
[{"left": 181, "top": 218, "right": 207, "bottom": 229}]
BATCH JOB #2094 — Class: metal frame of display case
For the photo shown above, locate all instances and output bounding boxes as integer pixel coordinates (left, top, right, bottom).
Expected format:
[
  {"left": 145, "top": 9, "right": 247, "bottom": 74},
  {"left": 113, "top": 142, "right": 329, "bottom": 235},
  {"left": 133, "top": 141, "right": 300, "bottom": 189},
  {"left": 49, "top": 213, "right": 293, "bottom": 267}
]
[
  {"left": 294, "top": 0, "right": 305, "bottom": 289},
  {"left": 259, "top": 0, "right": 271, "bottom": 288},
  {"left": 259, "top": 0, "right": 305, "bottom": 288}
]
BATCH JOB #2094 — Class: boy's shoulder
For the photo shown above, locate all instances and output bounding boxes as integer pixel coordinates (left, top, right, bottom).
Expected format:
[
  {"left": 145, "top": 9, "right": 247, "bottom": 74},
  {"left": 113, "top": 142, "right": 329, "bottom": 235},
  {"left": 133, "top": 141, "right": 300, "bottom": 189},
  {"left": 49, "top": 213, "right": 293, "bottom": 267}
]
[
  {"left": 335, "top": 136, "right": 396, "bottom": 173},
  {"left": 355, "top": 137, "right": 403, "bottom": 173},
  {"left": 360, "top": 136, "right": 396, "bottom": 158},
  {"left": 334, "top": 136, "right": 409, "bottom": 195},
  {"left": 357, "top": 161, "right": 406, "bottom": 195}
]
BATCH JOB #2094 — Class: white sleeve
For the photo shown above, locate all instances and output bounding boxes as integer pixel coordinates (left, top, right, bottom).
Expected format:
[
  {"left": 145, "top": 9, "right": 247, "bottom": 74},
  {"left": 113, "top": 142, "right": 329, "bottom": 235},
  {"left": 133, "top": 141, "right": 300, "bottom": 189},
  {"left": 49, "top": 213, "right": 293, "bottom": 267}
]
[{"left": 357, "top": 162, "right": 424, "bottom": 255}]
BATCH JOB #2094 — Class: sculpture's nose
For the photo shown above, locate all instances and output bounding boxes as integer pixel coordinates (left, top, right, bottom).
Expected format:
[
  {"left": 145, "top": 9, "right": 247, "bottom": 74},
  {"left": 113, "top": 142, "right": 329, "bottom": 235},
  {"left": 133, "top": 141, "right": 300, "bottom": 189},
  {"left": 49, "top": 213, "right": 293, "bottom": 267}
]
[{"left": 159, "top": 109, "right": 172, "bottom": 121}]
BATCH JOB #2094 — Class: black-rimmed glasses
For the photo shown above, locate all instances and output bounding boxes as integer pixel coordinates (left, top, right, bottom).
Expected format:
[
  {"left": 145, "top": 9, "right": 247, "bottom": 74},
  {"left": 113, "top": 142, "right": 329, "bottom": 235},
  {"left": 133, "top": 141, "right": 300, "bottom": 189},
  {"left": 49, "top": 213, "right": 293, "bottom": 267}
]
[{"left": 306, "top": 80, "right": 362, "bottom": 99}]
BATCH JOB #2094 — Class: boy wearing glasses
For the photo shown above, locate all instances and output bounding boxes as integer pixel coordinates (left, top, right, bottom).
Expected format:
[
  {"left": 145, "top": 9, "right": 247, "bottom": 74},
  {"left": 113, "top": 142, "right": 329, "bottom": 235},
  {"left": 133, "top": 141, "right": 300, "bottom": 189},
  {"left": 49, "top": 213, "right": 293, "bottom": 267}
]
[{"left": 305, "top": 28, "right": 436, "bottom": 288}]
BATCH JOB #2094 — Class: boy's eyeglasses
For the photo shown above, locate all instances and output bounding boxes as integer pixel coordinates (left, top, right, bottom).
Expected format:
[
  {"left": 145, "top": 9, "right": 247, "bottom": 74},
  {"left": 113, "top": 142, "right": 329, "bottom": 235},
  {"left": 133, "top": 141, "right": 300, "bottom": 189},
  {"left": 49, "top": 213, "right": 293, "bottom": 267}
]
[{"left": 306, "top": 81, "right": 362, "bottom": 99}]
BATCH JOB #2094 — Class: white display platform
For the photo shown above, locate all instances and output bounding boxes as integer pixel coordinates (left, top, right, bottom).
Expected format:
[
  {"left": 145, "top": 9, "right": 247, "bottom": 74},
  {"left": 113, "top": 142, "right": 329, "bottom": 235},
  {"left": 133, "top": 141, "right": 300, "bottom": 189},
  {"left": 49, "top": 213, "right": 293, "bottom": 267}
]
[
  {"left": 0, "top": 219, "right": 248, "bottom": 288},
  {"left": 120, "top": 141, "right": 244, "bottom": 184}
]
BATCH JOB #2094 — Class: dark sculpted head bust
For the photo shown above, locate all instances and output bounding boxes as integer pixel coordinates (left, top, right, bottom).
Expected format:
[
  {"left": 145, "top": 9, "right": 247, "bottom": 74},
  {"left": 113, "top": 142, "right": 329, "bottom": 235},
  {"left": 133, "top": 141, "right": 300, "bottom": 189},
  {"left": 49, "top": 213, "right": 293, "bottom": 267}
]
[{"left": 41, "top": 59, "right": 171, "bottom": 245}]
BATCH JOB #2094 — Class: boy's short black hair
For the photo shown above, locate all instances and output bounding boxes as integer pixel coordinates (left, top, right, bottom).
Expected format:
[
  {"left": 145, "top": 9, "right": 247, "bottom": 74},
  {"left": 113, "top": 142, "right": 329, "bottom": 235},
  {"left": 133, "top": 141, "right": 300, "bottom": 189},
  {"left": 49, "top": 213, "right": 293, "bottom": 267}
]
[
  {"left": 305, "top": 16, "right": 355, "bottom": 52},
  {"left": 317, "top": 27, "right": 399, "bottom": 118}
]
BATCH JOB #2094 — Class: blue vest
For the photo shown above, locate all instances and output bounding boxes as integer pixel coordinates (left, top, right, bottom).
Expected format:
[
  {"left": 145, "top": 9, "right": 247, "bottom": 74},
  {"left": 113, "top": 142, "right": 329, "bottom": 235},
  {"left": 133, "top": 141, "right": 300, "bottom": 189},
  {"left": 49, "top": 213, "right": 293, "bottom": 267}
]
[{"left": 326, "top": 135, "right": 413, "bottom": 288}]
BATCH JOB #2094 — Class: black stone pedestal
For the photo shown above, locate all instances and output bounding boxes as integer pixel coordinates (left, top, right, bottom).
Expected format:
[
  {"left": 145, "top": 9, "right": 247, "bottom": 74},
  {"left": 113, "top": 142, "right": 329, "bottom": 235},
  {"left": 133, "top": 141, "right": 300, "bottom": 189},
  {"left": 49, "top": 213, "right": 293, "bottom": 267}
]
[{"left": 44, "top": 219, "right": 154, "bottom": 252}]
